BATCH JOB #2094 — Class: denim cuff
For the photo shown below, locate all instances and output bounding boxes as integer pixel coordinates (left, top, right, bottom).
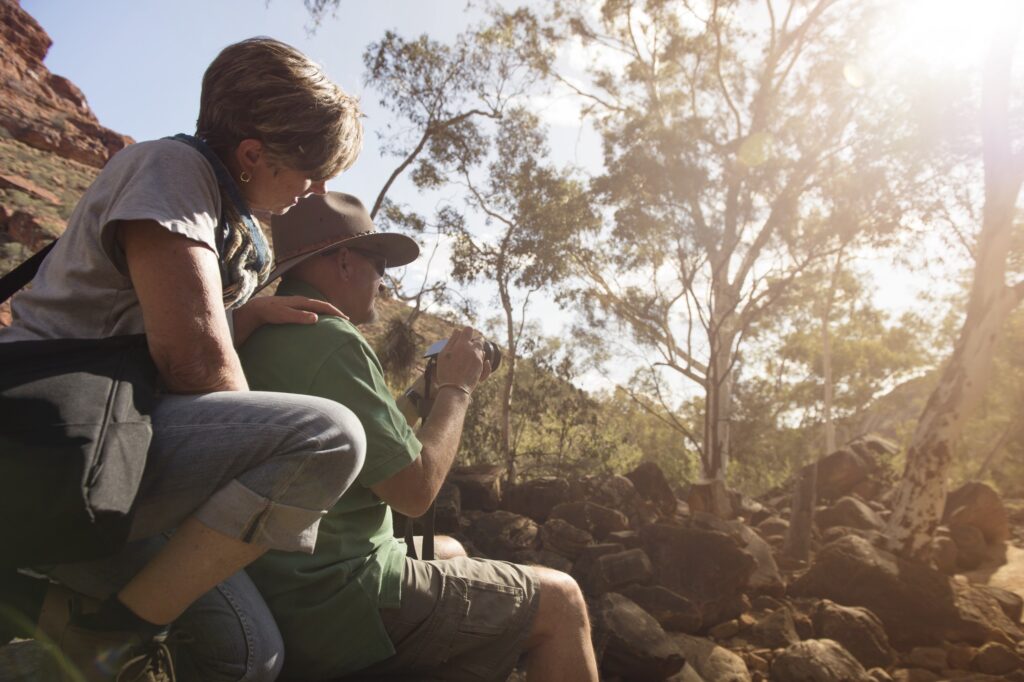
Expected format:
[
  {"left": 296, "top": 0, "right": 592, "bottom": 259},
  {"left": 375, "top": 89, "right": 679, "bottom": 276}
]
[{"left": 194, "top": 479, "right": 327, "bottom": 553}]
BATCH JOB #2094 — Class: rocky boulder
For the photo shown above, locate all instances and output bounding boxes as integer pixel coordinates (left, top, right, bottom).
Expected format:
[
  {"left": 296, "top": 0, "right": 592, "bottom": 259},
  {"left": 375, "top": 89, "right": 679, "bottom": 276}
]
[
  {"left": 812, "top": 600, "right": 897, "bottom": 669},
  {"left": 550, "top": 501, "right": 630, "bottom": 540},
  {"left": 932, "top": 535, "right": 959, "bottom": 575},
  {"left": 503, "top": 477, "right": 570, "bottom": 522},
  {"left": 974, "top": 585, "right": 1024, "bottom": 624},
  {"left": 943, "top": 482, "right": 1010, "bottom": 546},
  {"left": 756, "top": 515, "right": 789, "bottom": 538},
  {"left": 597, "top": 593, "right": 687, "bottom": 681},
  {"left": 434, "top": 481, "right": 461, "bottom": 534},
  {"left": 691, "top": 513, "right": 785, "bottom": 597},
  {"left": 951, "top": 523, "right": 990, "bottom": 570},
  {"left": 584, "top": 548, "right": 654, "bottom": 596},
  {"left": 641, "top": 523, "right": 756, "bottom": 627},
  {"left": 746, "top": 607, "right": 800, "bottom": 649},
  {"left": 571, "top": 474, "right": 658, "bottom": 529},
  {"left": 626, "top": 461, "right": 678, "bottom": 518},
  {"left": 771, "top": 639, "right": 872, "bottom": 682},
  {"left": 620, "top": 584, "right": 703, "bottom": 633},
  {"left": 789, "top": 535, "right": 1023, "bottom": 647},
  {"left": 539, "top": 517, "right": 593, "bottom": 560},
  {"left": 816, "top": 496, "right": 884, "bottom": 532},
  {"left": 572, "top": 543, "right": 625, "bottom": 584},
  {"left": 972, "top": 641, "right": 1024, "bottom": 675},
  {"left": 804, "top": 446, "right": 879, "bottom": 502},
  {"left": 462, "top": 510, "right": 537, "bottom": 560},
  {"left": 671, "top": 634, "right": 751, "bottom": 682},
  {"left": 449, "top": 465, "right": 504, "bottom": 511}
]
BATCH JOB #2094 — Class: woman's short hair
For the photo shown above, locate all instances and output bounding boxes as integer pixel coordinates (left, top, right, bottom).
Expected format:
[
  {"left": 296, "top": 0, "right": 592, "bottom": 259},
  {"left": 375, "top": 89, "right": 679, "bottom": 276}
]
[{"left": 197, "top": 37, "right": 363, "bottom": 180}]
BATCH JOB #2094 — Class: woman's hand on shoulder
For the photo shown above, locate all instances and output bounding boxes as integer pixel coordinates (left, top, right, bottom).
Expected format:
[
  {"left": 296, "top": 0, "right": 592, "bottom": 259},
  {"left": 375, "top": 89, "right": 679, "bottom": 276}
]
[{"left": 233, "top": 295, "right": 347, "bottom": 346}]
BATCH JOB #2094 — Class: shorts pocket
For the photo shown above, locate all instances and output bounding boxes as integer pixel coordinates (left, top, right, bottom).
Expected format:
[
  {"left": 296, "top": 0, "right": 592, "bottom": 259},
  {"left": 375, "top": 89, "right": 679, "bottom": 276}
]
[
  {"left": 396, "top": 572, "right": 470, "bottom": 669},
  {"left": 457, "top": 577, "right": 525, "bottom": 637}
]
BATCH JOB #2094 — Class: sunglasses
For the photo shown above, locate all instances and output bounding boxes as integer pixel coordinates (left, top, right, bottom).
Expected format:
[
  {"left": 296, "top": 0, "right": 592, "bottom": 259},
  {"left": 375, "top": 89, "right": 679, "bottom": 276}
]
[{"left": 348, "top": 248, "right": 387, "bottom": 277}]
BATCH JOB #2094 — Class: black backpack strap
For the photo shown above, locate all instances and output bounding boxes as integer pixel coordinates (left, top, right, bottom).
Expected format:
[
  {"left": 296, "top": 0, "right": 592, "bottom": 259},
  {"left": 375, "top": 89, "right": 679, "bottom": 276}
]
[
  {"left": 421, "top": 503, "right": 435, "bottom": 560},
  {"left": 0, "top": 240, "right": 57, "bottom": 305},
  {"left": 404, "top": 358, "right": 438, "bottom": 561},
  {"left": 403, "top": 504, "right": 437, "bottom": 561}
]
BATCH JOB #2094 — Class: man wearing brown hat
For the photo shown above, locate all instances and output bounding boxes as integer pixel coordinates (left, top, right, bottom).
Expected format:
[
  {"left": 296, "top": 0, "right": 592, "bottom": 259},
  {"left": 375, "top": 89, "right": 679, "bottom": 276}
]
[{"left": 237, "top": 192, "right": 598, "bottom": 681}]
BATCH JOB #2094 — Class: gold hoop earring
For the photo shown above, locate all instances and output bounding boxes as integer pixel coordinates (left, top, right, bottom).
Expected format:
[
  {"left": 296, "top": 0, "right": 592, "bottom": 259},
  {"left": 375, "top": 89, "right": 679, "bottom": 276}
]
[{"left": 239, "top": 171, "right": 252, "bottom": 183}]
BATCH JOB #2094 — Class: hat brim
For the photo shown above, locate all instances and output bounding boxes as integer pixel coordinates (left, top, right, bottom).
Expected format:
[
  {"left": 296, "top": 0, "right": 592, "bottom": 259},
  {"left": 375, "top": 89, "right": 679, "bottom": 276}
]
[{"left": 260, "top": 232, "right": 420, "bottom": 291}]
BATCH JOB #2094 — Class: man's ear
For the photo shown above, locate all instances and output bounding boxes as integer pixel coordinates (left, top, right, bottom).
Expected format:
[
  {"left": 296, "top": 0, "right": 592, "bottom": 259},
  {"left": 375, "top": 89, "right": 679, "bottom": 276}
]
[{"left": 335, "top": 248, "right": 353, "bottom": 281}]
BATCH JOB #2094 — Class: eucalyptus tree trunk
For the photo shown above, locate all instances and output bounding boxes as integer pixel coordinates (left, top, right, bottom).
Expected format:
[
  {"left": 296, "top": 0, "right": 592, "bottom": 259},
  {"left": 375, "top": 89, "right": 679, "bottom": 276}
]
[
  {"left": 822, "top": 251, "right": 843, "bottom": 455},
  {"left": 703, "top": 345, "right": 736, "bottom": 481},
  {"left": 785, "top": 252, "right": 841, "bottom": 561},
  {"left": 497, "top": 262, "right": 518, "bottom": 485},
  {"left": 703, "top": 283, "right": 739, "bottom": 480},
  {"left": 885, "top": 23, "right": 1024, "bottom": 558}
]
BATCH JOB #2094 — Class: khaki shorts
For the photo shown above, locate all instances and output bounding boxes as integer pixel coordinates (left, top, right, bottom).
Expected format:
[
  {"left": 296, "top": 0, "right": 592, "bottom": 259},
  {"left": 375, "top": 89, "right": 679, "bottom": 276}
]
[{"left": 360, "top": 556, "right": 540, "bottom": 681}]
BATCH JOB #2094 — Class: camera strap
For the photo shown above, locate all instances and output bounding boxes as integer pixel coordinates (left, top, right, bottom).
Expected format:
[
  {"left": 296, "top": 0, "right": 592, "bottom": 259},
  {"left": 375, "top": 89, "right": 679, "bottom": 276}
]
[{"left": 405, "top": 358, "right": 437, "bottom": 561}]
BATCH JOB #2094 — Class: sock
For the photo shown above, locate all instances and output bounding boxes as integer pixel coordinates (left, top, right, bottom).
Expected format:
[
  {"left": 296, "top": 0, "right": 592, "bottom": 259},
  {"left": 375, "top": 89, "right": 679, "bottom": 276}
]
[
  {"left": 0, "top": 569, "right": 48, "bottom": 642},
  {"left": 72, "top": 595, "right": 166, "bottom": 639}
]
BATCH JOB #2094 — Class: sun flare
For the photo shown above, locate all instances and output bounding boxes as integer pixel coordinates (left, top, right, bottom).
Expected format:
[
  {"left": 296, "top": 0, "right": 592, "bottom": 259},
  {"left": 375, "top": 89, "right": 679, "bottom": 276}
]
[{"left": 886, "top": 0, "right": 1017, "bottom": 71}]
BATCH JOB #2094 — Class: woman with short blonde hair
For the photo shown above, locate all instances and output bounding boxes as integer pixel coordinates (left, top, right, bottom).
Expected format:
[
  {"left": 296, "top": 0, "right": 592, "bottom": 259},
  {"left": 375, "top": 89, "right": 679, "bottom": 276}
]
[{"left": 1, "top": 37, "right": 367, "bottom": 682}]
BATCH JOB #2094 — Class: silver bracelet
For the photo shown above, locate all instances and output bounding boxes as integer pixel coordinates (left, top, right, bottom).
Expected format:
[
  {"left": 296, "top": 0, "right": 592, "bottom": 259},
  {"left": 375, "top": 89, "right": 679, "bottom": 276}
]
[{"left": 436, "top": 383, "right": 472, "bottom": 397}]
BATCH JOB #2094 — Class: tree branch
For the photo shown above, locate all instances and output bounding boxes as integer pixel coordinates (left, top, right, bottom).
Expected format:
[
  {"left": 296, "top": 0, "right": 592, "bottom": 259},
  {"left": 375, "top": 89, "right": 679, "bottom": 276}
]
[
  {"left": 371, "top": 108, "right": 497, "bottom": 219},
  {"left": 711, "top": 0, "right": 743, "bottom": 138}
]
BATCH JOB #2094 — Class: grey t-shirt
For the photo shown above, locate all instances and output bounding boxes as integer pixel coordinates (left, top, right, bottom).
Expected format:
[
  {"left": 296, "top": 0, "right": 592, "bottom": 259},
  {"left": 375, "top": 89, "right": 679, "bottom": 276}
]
[{"left": 0, "top": 139, "right": 223, "bottom": 343}]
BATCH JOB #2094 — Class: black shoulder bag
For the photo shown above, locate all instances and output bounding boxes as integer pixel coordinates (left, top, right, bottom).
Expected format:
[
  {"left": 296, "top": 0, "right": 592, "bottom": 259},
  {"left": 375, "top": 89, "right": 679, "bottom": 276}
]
[{"left": 0, "top": 242, "right": 157, "bottom": 567}]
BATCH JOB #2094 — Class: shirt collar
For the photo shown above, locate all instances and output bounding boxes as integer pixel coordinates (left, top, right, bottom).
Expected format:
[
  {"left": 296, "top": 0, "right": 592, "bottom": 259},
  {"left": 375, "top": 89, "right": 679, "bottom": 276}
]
[{"left": 275, "top": 278, "right": 329, "bottom": 303}]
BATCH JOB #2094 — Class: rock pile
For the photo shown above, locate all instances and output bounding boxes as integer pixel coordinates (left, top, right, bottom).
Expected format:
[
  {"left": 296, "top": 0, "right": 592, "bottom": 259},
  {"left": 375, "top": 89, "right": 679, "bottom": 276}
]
[{"left": 437, "top": 436, "right": 1024, "bottom": 681}]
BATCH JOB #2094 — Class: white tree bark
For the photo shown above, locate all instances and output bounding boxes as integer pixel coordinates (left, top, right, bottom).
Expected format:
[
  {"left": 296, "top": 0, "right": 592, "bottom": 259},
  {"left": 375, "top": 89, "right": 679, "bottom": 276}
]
[
  {"left": 884, "top": 17, "right": 1024, "bottom": 557},
  {"left": 822, "top": 247, "right": 846, "bottom": 456}
]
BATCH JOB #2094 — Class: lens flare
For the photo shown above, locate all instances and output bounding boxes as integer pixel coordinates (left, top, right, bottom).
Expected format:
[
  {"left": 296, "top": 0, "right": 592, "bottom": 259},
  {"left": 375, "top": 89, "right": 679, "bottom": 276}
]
[
  {"left": 738, "top": 131, "right": 774, "bottom": 168},
  {"left": 885, "top": 0, "right": 1014, "bottom": 72},
  {"left": 843, "top": 63, "right": 866, "bottom": 89}
]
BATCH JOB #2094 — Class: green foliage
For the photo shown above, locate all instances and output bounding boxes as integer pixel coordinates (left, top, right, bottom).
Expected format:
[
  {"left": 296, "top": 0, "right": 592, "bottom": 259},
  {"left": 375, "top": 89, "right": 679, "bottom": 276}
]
[
  {"left": 300, "top": 1, "right": 987, "bottom": 497},
  {"left": 525, "top": 0, "right": 941, "bottom": 479},
  {"left": 719, "top": 263, "right": 938, "bottom": 493},
  {"left": 459, "top": 337, "right": 699, "bottom": 487},
  {"left": 445, "top": 108, "right": 600, "bottom": 293}
]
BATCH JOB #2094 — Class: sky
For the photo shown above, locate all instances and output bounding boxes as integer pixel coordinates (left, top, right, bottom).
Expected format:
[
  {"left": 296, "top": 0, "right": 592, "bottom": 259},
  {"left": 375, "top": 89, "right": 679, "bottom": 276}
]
[
  {"left": 22, "top": 0, "right": 487, "bottom": 205},
  {"left": 18, "top": 0, "right": 996, "bottom": 399}
]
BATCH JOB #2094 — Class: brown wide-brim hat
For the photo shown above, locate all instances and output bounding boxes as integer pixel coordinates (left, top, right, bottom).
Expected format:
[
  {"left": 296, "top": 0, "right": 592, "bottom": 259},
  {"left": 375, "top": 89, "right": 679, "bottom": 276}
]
[{"left": 264, "top": 192, "right": 420, "bottom": 286}]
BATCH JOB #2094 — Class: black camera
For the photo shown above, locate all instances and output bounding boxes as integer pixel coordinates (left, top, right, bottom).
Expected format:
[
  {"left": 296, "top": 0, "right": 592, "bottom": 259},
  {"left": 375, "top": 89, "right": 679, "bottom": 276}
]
[{"left": 423, "top": 337, "right": 502, "bottom": 371}]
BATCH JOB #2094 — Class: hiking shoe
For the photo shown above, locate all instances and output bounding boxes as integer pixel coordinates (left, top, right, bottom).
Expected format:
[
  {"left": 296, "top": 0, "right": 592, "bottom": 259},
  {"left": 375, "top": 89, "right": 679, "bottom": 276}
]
[
  {"left": 48, "top": 622, "right": 178, "bottom": 682},
  {"left": 33, "top": 585, "right": 176, "bottom": 682},
  {"left": 34, "top": 582, "right": 100, "bottom": 643},
  {"left": 114, "top": 632, "right": 177, "bottom": 682}
]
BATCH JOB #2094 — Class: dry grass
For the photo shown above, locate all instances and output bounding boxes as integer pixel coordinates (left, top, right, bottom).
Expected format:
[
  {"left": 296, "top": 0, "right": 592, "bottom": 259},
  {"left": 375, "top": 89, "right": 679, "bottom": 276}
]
[{"left": 0, "top": 133, "right": 99, "bottom": 231}]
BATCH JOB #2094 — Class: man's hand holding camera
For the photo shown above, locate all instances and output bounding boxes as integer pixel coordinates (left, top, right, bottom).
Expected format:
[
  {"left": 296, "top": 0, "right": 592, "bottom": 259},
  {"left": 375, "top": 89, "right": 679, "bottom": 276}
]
[
  {"left": 401, "top": 326, "right": 497, "bottom": 423},
  {"left": 433, "top": 327, "right": 493, "bottom": 398}
]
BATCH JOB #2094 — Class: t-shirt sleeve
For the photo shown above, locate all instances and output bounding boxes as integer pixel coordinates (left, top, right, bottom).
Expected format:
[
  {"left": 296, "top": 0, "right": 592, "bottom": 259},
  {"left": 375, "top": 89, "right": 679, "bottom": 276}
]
[
  {"left": 308, "top": 338, "right": 422, "bottom": 488},
  {"left": 98, "top": 140, "right": 221, "bottom": 271}
]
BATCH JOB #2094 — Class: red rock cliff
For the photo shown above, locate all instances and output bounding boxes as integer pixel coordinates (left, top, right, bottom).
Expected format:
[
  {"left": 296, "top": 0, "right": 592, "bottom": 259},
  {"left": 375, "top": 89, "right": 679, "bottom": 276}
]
[
  {"left": 0, "top": 0, "right": 132, "bottom": 168},
  {"left": 0, "top": 0, "right": 133, "bottom": 325}
]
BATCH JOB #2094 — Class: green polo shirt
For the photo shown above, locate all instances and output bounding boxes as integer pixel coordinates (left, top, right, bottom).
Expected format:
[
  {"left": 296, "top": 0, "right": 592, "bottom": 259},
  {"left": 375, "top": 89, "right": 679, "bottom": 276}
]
[{"left": 238, "top": 279, "right": 421, "bottom": 679}]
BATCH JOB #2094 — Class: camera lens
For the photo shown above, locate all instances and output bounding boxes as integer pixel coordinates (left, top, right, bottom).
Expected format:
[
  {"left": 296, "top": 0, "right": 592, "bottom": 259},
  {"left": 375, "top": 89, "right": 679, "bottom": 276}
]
[
  {"left": 483, "top": 341, "right": 502, "bottom": 371},
  {"left": 424, "top": 338, "right": 501, "bottom": 371}
]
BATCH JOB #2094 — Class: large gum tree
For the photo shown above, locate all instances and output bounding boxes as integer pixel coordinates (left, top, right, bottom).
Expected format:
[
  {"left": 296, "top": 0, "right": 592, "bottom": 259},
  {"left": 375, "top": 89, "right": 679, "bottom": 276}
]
[
  {"left": 885, "top": 12, "right": 1024, "bottom": 558},
  {"left": 535, "top": 0, "right": 920, "bottom": 480}
]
